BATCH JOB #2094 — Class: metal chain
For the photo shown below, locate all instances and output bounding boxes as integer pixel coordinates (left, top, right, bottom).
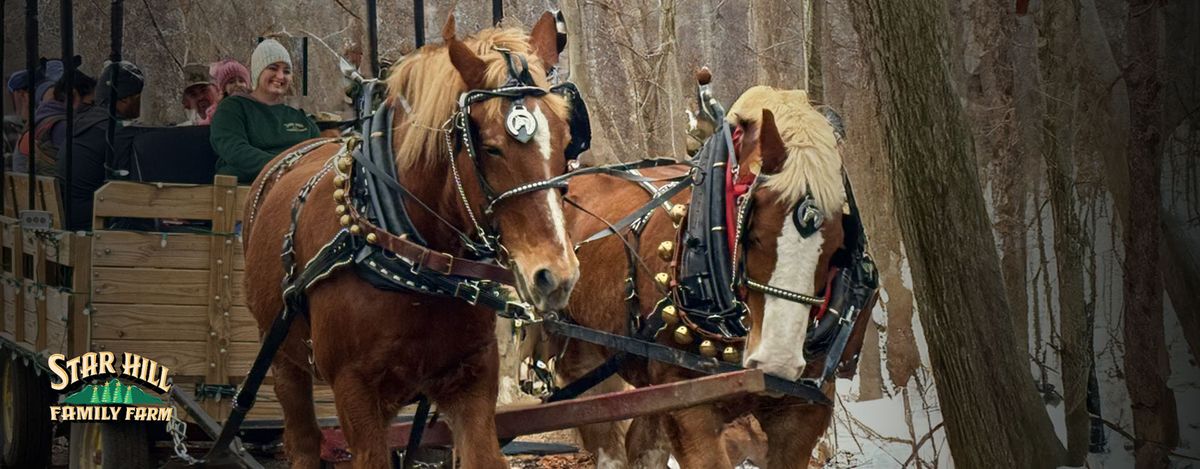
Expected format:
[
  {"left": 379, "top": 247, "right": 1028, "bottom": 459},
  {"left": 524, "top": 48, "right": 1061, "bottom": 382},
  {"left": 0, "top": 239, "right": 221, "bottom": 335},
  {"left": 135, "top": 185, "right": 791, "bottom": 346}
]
[
  {"left": 166, "top": 388, "right": 200, "bottom": 464},
  {"left": 443, "top": 114, "right": 493, "bottom": 252}
]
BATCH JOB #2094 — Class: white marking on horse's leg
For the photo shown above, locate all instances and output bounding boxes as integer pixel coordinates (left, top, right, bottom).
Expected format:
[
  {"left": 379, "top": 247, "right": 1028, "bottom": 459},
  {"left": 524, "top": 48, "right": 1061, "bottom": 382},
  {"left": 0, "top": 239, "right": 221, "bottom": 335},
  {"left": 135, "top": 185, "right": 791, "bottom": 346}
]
[
  {"left": 532, "top": 105, "right": 552, "bottom": 161},
  {"left": 744, "top": 220, "right": 823, "bottom": 381},
  {"left": 596, "top": 447, "right": 627, "bottom": 469}
]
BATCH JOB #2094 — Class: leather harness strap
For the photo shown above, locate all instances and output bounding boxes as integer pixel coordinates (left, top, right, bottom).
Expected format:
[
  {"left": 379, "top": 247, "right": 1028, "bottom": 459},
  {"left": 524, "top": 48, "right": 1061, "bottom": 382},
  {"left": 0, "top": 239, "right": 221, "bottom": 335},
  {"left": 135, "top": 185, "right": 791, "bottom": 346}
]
[{"left": 347, "top": 203, "right": 516, "bottom": 284}]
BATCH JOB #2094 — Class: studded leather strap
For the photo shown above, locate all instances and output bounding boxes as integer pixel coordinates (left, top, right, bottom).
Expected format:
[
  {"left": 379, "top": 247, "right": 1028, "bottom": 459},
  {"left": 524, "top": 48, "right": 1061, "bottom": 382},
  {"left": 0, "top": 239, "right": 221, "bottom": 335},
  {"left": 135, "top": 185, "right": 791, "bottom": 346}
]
[{"left": 346, "top": 203, "right": 516, "bottom": 285}]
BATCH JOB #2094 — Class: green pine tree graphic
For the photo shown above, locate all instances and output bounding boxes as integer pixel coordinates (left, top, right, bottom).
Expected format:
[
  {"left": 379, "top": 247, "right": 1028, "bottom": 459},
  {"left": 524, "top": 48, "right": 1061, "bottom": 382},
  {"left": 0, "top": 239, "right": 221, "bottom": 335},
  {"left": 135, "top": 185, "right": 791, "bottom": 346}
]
[
  {"left": 62, "top": 379, "right": 165, "bottom": 406},
  {"left": 100, "top": 381, "right": 112, "bottom": 403}
]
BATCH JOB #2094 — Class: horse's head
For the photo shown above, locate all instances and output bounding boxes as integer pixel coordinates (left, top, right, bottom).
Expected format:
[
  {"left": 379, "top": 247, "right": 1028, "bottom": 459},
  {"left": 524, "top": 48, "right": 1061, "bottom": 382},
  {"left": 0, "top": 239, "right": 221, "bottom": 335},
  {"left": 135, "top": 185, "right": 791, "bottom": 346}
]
[
  {"left": 388, "top": 14, "right": 580, "bottom": 311},
  {"left": 730, "top": 87, "right": 845, "bottom": 381}
]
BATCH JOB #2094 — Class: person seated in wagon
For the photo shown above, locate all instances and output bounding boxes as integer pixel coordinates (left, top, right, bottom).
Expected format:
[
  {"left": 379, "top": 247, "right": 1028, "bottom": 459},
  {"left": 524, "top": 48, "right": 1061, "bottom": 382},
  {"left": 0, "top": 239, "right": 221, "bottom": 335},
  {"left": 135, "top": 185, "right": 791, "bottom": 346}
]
[{"left": 209, "top": 38, "right": 318, "bottom": 184}]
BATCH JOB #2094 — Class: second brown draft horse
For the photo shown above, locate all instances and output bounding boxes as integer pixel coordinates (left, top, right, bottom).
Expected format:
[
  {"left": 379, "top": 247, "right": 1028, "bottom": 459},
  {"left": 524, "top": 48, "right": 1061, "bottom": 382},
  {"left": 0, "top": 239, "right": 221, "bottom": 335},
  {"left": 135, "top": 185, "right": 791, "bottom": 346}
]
[{"left": 558, "top": 86, "right": 849, "bottom": 468}]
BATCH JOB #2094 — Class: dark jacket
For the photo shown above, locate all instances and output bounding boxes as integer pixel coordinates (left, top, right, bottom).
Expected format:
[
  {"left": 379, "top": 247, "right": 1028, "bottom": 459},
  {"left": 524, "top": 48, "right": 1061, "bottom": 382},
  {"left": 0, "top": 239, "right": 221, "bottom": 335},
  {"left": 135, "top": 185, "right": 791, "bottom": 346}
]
[{"left": 56, "top": 104, "right": 130, "bottom": 231}]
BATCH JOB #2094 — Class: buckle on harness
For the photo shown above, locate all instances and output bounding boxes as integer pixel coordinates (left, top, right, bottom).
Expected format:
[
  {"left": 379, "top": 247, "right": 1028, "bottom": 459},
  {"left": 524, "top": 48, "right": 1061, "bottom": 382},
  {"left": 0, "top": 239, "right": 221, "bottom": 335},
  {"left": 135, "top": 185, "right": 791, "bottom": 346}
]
[{"left": 455, "top": 282, "right": 481, "bottom": 305}]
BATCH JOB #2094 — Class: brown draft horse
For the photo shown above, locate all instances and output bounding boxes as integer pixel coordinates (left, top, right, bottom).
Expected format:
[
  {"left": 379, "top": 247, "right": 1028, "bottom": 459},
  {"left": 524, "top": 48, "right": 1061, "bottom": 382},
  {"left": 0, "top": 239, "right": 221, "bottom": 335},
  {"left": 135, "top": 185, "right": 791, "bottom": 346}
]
[
  {"left": 557, "top": 86, "right": 846, "bottom": 468},
  {"left": 242, "top": 14, "right": 579, "bottom": 469}
]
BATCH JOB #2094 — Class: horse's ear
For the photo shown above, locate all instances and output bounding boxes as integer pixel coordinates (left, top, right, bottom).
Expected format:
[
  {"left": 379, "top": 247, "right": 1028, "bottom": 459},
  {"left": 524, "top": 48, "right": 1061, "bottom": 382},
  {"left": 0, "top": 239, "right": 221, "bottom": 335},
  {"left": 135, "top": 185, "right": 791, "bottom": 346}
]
[
  {"left": 529, "top": 12, "right": 560, "bottom": 69},
  {"left": 444, "top": 14, "right": 488, "bottom": 89},
  {"left": 758, "top": 109, "right": 787, "bottom": 175}
]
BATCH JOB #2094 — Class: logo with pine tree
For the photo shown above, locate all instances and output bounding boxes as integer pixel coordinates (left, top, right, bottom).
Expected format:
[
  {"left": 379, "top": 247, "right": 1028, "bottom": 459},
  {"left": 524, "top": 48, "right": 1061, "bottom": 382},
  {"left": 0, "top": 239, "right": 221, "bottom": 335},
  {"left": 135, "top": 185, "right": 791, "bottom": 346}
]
[{"left": 62, "top": 378, "right": 164, "bottom": 405}]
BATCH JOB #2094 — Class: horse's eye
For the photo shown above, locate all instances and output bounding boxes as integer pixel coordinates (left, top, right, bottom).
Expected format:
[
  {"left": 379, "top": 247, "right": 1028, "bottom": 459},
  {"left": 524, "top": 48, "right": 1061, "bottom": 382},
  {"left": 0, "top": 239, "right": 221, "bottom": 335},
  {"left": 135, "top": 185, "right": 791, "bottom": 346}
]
[{"left": 483, "top": 146, "right": 503, "bottom": 157}]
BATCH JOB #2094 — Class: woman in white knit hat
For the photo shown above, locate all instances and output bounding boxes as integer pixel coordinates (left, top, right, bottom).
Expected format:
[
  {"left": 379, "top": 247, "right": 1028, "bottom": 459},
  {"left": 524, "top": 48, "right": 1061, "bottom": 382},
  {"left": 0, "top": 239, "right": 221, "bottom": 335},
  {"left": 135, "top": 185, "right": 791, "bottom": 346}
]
[{"left": 209, "top": 38, "right": 318, "bottom": 183}]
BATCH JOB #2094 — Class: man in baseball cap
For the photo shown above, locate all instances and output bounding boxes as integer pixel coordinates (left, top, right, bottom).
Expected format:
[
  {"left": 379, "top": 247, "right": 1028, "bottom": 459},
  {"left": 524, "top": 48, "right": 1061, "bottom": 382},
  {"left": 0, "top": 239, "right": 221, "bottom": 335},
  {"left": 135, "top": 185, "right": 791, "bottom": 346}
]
[{"left": 180, "top": 63, "right": 219, "bottom": 125}]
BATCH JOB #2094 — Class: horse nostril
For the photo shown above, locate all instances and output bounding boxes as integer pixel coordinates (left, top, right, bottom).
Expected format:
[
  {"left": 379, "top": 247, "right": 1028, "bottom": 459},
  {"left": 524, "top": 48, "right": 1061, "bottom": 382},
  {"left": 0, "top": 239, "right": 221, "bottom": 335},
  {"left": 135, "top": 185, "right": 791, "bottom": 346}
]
[{"left": 533, "top": 268, "right": 558, "bottom": 295}]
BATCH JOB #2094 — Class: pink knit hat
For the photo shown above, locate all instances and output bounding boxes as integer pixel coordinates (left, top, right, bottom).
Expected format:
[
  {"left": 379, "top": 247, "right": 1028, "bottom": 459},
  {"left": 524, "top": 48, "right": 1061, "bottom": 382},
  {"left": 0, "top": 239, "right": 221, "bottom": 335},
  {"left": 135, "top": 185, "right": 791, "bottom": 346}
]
[{"left": 209, "top": 59, "right": 251, "bottom": 93}]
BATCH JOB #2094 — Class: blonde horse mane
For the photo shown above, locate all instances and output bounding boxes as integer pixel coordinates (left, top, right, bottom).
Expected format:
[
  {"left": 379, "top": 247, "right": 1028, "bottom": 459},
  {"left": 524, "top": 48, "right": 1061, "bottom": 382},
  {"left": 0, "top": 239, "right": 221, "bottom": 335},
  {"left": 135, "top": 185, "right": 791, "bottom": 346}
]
[
  {"left": 727, "top": 86, "right": 845, "bottom": 216},
  {"left": 385, "top": 26, "right": 569, "bottom": 170}
]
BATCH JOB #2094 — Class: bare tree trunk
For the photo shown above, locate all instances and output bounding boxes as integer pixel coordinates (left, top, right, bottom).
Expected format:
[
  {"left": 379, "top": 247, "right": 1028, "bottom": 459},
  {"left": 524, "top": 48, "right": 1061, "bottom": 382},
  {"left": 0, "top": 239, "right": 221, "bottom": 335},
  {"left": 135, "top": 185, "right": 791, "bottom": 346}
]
[
  {"left": 820, "top": 0, "right": 920, "bottom": 388},
  {"left": 561, "top": 0, "right": 591, "bottom": 97},
  {"left": 846, "top": 0, "right": 1065, "bottom": 466},
  {"left": 1038, "top": 2, "right": 1091, "bottom": 464},
  {"left": 1123, "top": 2, "right": 1180, "bottom": 468},
  {"left": 749, "top": 0, "right": 806, "bottom": 88},
  {"left": 958, "top": 0, "right": 1033, "bottom": 364},
  {"left": 1161, "top": 0, "right": 1200, "bottom": 368}
]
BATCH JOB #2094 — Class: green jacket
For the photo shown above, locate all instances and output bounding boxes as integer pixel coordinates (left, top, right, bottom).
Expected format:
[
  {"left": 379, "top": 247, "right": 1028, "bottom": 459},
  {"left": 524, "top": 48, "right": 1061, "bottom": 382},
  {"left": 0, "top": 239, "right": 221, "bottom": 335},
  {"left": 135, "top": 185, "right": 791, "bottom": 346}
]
[{"left": 210, "top": 95, "right": 318, "bottom": 183}]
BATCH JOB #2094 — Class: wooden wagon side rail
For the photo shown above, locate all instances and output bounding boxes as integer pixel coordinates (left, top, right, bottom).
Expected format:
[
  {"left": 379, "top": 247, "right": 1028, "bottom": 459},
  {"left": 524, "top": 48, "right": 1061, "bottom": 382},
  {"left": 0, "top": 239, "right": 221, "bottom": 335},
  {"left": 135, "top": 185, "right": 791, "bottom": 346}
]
[
  {"left": 0, "top": 221, "right": 89, "bottom": 357},
  {"left": 88, "top": 175, "right": 342, "bottom": 422}
]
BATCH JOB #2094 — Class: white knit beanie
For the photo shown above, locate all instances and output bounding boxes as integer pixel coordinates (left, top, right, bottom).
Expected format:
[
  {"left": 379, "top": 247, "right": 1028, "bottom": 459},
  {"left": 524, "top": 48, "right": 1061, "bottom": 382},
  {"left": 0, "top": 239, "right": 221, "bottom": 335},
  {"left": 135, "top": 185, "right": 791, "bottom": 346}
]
[{"left": 250, "top": 39, "right": 292, "bottom": 90}]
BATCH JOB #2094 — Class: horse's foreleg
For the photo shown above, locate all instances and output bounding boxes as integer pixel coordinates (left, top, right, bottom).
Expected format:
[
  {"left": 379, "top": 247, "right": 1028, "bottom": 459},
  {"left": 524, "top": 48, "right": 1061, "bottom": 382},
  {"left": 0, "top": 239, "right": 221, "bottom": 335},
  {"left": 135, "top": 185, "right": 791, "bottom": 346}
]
[
  {"left": 436, "top": 340, "right": 507, "bottom": 469},
  {"left": 626, "top": 413, "right": 671, "bottom": 468},
  {"left": 752, "top": 399, "right": 832, "bottom": 469},
  {"left": 331, "top": 369, "right": 392, "bottom": 469},
  {"left": 273, "top": 357, "right": 322, "bottom": 469},
  {"left": 663, "top": 404, "right": 731, "bottom": 469},
  {"left": 556, "top": 342, "right": 629, "bottom": 468}
]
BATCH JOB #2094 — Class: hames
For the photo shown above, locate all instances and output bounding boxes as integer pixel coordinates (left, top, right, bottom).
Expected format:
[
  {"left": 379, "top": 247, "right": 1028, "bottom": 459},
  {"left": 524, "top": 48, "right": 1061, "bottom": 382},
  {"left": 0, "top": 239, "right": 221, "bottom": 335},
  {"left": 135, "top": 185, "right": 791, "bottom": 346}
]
[{"left": 48, "top": 352, "right": 171, "bottom": 393}]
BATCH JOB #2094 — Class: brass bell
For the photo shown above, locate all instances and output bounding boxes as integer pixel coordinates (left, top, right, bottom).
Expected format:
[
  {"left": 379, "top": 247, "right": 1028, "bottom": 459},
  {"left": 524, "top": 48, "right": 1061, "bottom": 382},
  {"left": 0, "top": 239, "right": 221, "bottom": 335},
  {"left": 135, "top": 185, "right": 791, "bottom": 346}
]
[
  {"left": 337, "top": 157, "right": 352, "bottom": 172},
  {"left": 333, "top": 174, "right": 347, "bottom": 187},
  {"left": 339, "top": 214, "right": 352, "bottom": 226},
  {"left": 669, "top": 205, "right": 687, "bottom": 224},
  {"left": 657, "top": 241, "right": 675, "bottom": 261},
  {"left": 333, "top": 189, "right": 346, "bottom": 202},
  {"left": 661, "top": 304, "right": 678, "bottom": 324},
  {"left": 722, "top": 346, "right": 740, "bottom": 363},
  {"left": 654, "top": 272, "right": 671, "bottom": 289},
  {"left": 673, "top": 326, "right": 693, "bottom": 345},
  {"left": 699, "top": 340, "right": 718, "bottom": 358},
  {"left": 366, "top": 233, "right": 378, "bottom": 244},
  {"left": 350, "top": 224, "right": 362, "bottom": 235},
  {"left": 335, "top": 205, "right": 347, "bottom": 215}
]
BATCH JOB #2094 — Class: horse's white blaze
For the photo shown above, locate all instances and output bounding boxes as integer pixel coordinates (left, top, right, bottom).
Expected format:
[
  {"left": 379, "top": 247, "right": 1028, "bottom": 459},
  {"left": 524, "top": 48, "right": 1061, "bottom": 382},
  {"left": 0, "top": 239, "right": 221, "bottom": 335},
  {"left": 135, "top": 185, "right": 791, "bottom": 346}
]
[
  {"left": 744, "top": 219, "right": 823, "bottom": 381},
  {"left": 545, "top": 189, "right": 571, "bottom": 253},
  {"left": 532, "top": 106, "right": 552, "bottom": 161}
]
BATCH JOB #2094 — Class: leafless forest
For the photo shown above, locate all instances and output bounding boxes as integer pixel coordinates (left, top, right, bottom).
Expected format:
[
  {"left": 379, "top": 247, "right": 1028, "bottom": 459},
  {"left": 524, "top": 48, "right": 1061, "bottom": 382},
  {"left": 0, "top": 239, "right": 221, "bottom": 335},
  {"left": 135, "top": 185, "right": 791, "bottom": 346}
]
[{"left": 4, "top": 0, "right": 1197, "bottom": 467}]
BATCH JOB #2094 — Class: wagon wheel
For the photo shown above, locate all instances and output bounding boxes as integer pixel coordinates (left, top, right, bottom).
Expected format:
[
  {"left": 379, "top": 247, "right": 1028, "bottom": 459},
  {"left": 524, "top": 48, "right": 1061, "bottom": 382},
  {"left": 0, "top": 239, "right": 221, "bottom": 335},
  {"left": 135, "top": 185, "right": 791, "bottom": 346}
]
[
  {"left": 0, "top": 351, "right": 53, "bottom": 468},
  {"left": 69, "top": 422, "right": 151, "bottom": 469}
]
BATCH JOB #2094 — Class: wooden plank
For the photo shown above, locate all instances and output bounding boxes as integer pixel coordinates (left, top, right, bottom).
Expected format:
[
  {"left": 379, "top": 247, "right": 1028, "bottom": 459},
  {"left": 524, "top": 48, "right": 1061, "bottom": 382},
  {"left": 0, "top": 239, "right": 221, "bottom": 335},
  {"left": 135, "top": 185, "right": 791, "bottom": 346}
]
[
  {"left": 91, "top": 340, "right": 262, "bottom": 380},
  {"left": 69, "top": 235, "right": 91, "bottom": 356},
  {"left": 33, "top": 239, "right": 48, "bottom": 350},
  {"left": 93, "top": 340, "right": 210, "bottom": 377},
  {"left": 208, "top": 176, "right": 238, "bottom": 383},
  {"left": 92, "top": 182, "right": 219, "bottom": 227},
  {"left": 1, "top": 217, "right": 15, "bottom": 248},
  {"left": 91, "top": 267, "right": 210, "bottom": 305},
  {"left": 91, "top": 231, "right": 247, "bottom": 270},
  {"left": 3, "top": 283, "right": 13, "bottom": 336},
  {"left": 4, "top": 173, "right": 63, "bottom": 228},
  {"left": 7, "top": 173, "right": 30, "bottom": 215},
  {"left": 90, "top": 304, "right": 258, "bottom": 342},
  {"left": 26, "top": 229, "right": 75, "bottom": 267},
  {"left": 91, "top": 231, "right": 210, "bottom": 269},
  {"left": 90, "top": 268, "right": 245, "bottom": 306},
  {"left": 322, "top": 370, "right": 767, "bottom": 453},
  {"left": 13, "top": 225, "right": 24, "bottom": 343},
  {"left": 37, "top": 176, "right": 64, "bottom": 229},
  {"left": 23, "top": 285, "right": 36, "bottom": 348}
]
